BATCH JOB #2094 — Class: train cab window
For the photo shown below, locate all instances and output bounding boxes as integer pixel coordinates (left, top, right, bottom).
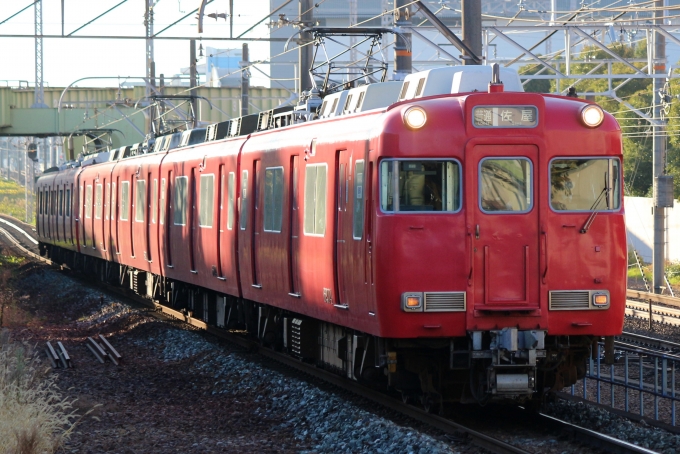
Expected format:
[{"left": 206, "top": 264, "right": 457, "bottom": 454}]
[
  {"left": 240, "top": 171, "right": 248, "bottom": 230},
  {"left": 85, "top": 185, "right": 93, "bottom": 219},
  {"left": 303, "top": 164, "right": 327, "bottom": 236},
  {"left": 59, "top": 189, "right": 64, "bottom": 216},
  {"left": 120, "top": 181, "right": 130, "bottom": 221},
  {"left": 65, "top": 189, "right": 71, "bottom": 217},
  {"left": 228, "top": 172, "right": 235, "bottom": 230},
  {"left": 199, "top": 174, "right": 214, "bottom": 227},
  {"left": 173, "top": 176, "right": 188, "bottom": 226},
  {"left": 264, "top": 167, "right": 284, "bottom": 233},
  {"left": 479, "top": 158, "right": 532, "bottom": 213},
  {"left": 353, "top": 160, "right": 365, "bottom": 239},
  {"left": 550, "top": 158, "right": 621, "bottom": 211},
  {"left": 380, "top": 160, "right": 461, "bottom": 212},
  {"left": 95, "top": 184, "right": 103, "bottom": 219},
  {"left": 136, "top": 180, "right": 146, "bottom": 222}
]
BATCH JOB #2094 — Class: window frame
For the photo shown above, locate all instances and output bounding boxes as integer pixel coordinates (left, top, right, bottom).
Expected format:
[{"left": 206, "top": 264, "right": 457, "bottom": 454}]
[
  {"left": 173, "top": 176, "right": 188, "bottom": 226},
  {"left": 548, "top": 156, "right": 622, "bottom": 213},
  {"left": 135, "top": 179, "right": 147, "bottom": 223},
  {"left": 378, "top": 158, "right": 463, "bottom": 215},
  {"left": 303, "top": 163, "right": 328, "bottom": 237},
  {"left": 263, "top": 166, "right": 284, "bottom": 233},
  {"left": 478, "top": 157, "right": 534, "bottom": 215},
  {"left": 199, "top": 173, "right": 215, "bottom": 228},
  {"left": 120, "top": 181, "right": 130, "bottom": 221}
]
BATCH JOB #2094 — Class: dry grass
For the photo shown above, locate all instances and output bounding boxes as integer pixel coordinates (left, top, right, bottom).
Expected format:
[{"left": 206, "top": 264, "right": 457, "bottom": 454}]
[{"left": 0, "top": 330, "right": 79, "bottom": 454}]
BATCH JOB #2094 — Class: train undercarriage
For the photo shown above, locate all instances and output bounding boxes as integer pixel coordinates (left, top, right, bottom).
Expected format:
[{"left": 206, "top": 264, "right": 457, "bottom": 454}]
[{"left": 43, "top": 244, "right": 595, "bottom": 410}]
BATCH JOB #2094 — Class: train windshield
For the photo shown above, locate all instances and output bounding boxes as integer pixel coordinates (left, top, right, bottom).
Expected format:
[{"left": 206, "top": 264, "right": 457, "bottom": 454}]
[
  {"left": 550, "top": 158, "right": 621, "bottom": 211},
  {"left": 380, "top": 160, "right": 461, "bottom": 212}
]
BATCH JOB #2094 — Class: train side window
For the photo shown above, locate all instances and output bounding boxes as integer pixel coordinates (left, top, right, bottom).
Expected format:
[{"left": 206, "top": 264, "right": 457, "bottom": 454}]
[
  {"left": 52, "top": 190, "right": 56, "bottom": 215},
  {"left": 199, "top": 174, "right": 215, "bottom": 228},
  {"left": 160, "top": 179, "right": 166, "bottom": 225},
  {"left": 380, "top": 160, "right": 461, "bottom": 213},
  {"left": 303, "top": 163, "right": 327, "bottom": 236},
  {"left": 353, "top": 160, "right": 365, "bottom": 240},
  {"left": 38, "top": 191, "right": 43, "bottom": 215},
  {"left": 240, "top": 171, "right": 248, "bottom": 230},
  {"left": 173, "top": 176, "right": 188, "bottom": 226},
  {"left": 136, "top": 180, "right": 146, "bottom": 222},
  {"left": 152, "top": 179, "right": 158, "bottom": 224},
  {"left": 550, "top": 158, "right": 621, "bottom": 211},
  {"left": 66, "top": 189, "right": 71, "bottom": 217},
  {"left": 479, "top": 158, "right": 532, "bottom": 213},
  {"left": 59, "top": 189, "right": 64, "bottom": 216},
  {"left": 264, "top": 167, "right": 284, "bottom": 233},
  {"left": 120, "top": 181, "right": 130, "bottom": 221},
  {"left": 228, "top": 172, "right": 235, "bottom": 230},
  {"left": 85, "top": 185, "right": 93, "bottom": 219},
  {"left": 95, "top": 184, "right": 103, "bottom": 219},
  {"left": 110, "top": 183, "right": 116, "bottom": 220}
]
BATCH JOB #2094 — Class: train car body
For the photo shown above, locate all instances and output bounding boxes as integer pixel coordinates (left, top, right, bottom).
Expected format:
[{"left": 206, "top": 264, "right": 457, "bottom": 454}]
[{"left": 36, "top": 65, "right": 626, "bottom": 408}]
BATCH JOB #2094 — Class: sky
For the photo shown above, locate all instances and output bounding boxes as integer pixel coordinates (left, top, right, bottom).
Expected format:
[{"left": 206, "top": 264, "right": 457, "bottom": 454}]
[{"left": 0, "top": 0, "right": 275, "bottom": 88}]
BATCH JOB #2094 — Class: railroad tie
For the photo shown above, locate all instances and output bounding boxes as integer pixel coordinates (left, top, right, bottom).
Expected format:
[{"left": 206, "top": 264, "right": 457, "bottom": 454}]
[{"left": 86, "top": 337, "right": 108, "bottom": 364}]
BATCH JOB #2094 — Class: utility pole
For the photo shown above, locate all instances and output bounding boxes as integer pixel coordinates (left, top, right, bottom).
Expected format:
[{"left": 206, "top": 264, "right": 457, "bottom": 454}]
[
  {"left": 241, "top": 43, "right": 249, "bottom": 116},
  {"left": 298, "top": 0, "right": 314, "bottom": 92},
  {"left": 461, "top": 0, "right": 482, "bottom": 65},
  {"left": 393, "top": 0, "right": 412, "bottom": 80},
  {"left": 145, "top": 0, "right": 155, "bottom": 97},
  {"left": 31, "top": 0, "right": 47, "bottom": 108},
  {"left": 653, "top": 0, "right": 670, "bottom": 294},
  {"left": 190, "top": 39, "right": 198, "bottom": 127}
]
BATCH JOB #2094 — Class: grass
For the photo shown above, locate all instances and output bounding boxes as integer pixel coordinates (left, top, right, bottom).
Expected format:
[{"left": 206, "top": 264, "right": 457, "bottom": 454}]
[
  {"left": 628, "top": 261, "right": 680, "bottom": 287},
  {"left": 0, "top": 329, "right": 79, "bottom": 454},
  {"left": 0, "top": 178, "right": 35, "bottom": 225}
]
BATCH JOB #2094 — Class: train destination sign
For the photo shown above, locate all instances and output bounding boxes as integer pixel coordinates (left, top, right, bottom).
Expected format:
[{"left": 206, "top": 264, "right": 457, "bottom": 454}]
[{"left": 472, "top": 105, "right": 538, "bottom": 128}]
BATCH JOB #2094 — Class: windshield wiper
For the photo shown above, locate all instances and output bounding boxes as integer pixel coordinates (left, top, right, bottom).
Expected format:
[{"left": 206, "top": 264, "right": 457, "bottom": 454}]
[{"left": 580, "top": 182, "right": 610, "bottom": 234}]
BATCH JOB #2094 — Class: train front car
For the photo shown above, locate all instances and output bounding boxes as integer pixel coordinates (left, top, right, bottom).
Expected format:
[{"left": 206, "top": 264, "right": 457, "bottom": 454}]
[{"left": 375, "top": 75, "right": 626, "bottom": 406}]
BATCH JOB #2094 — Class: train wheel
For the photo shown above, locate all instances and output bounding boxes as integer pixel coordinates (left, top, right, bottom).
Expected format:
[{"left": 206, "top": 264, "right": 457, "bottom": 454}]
[
  {"left": 401, "top": 391, "right": 416, "bottom": 405},
  {"left": 421, "top": 393, "right": 441, "bottom": 414}
]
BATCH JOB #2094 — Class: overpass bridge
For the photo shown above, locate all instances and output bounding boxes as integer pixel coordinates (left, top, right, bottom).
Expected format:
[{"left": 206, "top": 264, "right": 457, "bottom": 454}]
[{"left": 0, "top": 84, "right": 293, "bottom": 155}]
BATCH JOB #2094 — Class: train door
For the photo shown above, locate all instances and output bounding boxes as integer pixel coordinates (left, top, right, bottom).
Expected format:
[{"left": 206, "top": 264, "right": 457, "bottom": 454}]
[
  {"left": 217, "top": 165, "right": 227, "bottom": 279},
  {"left": 251, "top": 160, "right": 261, "bottom": 287},
  {"left": 468, "top": 144, "right": 539, "bottom": 311},
  {"left": 288, "top": 155, "right": 301, "bottom": 296},
  {"left": 190, "top": 168, "right": 197, "bottom": 272},
  {"left": 334, "top": 149, "right": 350, "bottom": 308}
]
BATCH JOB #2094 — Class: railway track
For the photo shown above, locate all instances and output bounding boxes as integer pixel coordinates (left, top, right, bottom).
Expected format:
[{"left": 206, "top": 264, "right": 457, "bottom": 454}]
[{"left": 0, "top": 217, "right": 660, "bottom": 454}]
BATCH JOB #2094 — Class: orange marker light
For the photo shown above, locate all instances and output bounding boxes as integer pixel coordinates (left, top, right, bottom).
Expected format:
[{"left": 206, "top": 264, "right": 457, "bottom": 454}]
[
  {"left": 406, "top": 296, "right": 421, "bottom": 307},
  {"left": 593, "top": 294, "right": 608, "bottom": 306}
]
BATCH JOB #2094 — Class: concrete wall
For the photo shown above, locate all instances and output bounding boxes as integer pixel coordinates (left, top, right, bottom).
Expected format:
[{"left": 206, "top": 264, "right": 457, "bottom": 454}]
[{"left": 625, "top": 196, "right": 680, "bottom": 264}]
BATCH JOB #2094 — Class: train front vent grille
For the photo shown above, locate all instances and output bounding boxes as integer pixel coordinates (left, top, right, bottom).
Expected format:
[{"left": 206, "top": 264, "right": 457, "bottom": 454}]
[
  {"left": 549, "top": 291, "right": 590, "bottom": 310},
  {"left": 424, "top": 292, "right": 466, "bottom": 312}
]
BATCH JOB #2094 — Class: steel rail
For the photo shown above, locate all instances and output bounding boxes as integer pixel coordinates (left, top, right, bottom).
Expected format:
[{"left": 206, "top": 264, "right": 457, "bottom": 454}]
[{"left": 617, "top": 331, "right": 680, "bottom": 352}]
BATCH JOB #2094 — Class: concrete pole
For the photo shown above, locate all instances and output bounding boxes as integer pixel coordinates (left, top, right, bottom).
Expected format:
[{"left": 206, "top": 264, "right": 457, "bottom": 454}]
[
  {"left": 241, "top": 43, "right": 250, "bottom": 117},
  {"left": 298, "top": 0, "right": 314, "bottom": 92},
  {"left": 393, "top": 0, "right": 412, "bottom": 80},
  {"left": 653, "top": 0, "right": 667, "bottom": 294},
  {"left": 461, "top": 0, "right": 482, "bottom": 66},
  {"left": 190, "top": 39, "right": 198, "bottom": 128},
  {"left": 145, "top": 0, "right": 155, "bottom": 97}
]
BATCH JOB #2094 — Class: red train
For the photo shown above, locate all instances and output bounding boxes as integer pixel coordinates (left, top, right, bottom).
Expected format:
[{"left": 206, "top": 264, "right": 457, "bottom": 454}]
[{"left": 36, "top": 65, "right": 626, "bottom": 409}]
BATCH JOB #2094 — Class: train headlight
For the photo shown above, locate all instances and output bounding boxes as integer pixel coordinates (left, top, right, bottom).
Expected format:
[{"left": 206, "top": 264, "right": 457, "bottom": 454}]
[
  {"left": 403, "top": 107, "right": 427, "bottom": 129},
  {"left": 580, "top": 104, "right": 604, "bottom": 128},
  {"left": 402, "top": 292, "right": 423, "bottom": 312},
  {"left": 592, "top": 292, "right": 609, "bottom": 308}
]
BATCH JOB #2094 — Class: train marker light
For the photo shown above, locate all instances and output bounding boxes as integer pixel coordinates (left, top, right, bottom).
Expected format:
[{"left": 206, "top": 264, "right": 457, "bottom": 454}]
[
  {"left": 403, "top": 106, "right": 427, "bottom": 129},
  {"left": 580, "top": 104, "right": 604, "bottom": 128},
  {"left": 402, "top": 292, "right": 423, "bottom": 311},
  {"left": 592, "top": 292, "right": 609, "bottom": 307}
]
